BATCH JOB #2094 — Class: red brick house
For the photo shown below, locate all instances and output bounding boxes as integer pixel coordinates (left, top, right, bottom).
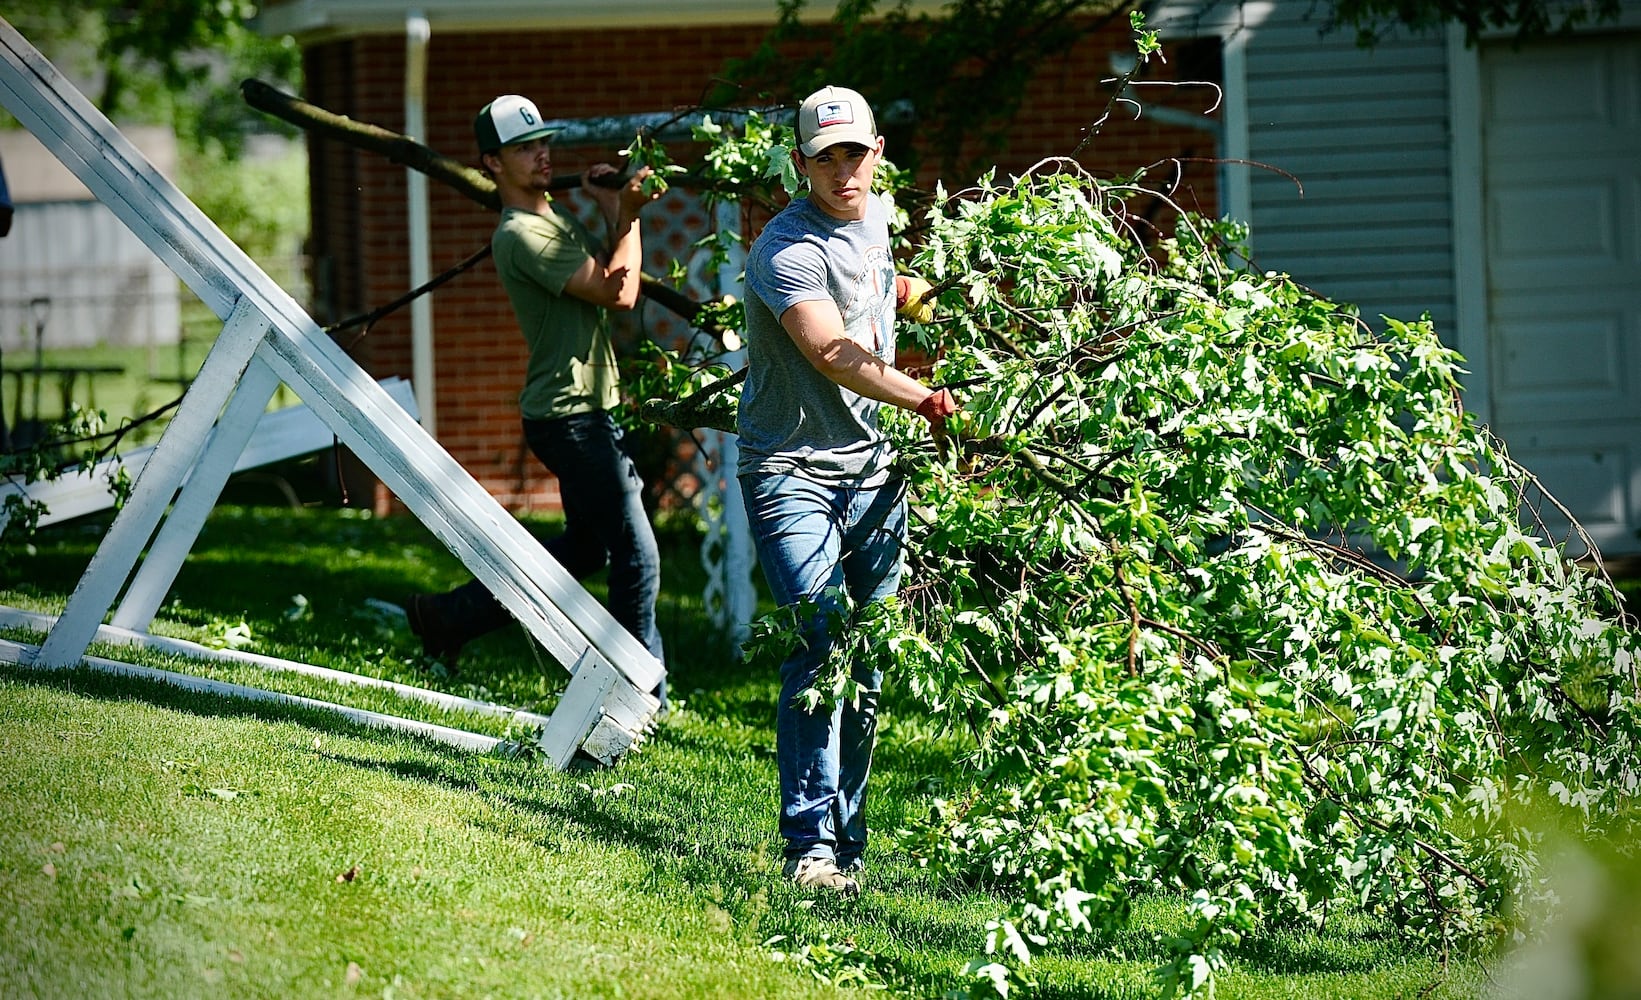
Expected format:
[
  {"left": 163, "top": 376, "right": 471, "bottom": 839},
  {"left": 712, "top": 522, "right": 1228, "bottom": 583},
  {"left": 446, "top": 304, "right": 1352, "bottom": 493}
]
[{"left": 255, "top": 1, "right": 1219, "bottom": 514}]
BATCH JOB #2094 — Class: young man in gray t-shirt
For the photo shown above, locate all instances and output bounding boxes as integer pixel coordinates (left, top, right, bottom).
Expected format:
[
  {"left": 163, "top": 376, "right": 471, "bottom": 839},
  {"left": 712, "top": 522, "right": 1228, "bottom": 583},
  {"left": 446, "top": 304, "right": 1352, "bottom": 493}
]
[{"left": 739, "top": 85, "right": 955, "bottom": 897}]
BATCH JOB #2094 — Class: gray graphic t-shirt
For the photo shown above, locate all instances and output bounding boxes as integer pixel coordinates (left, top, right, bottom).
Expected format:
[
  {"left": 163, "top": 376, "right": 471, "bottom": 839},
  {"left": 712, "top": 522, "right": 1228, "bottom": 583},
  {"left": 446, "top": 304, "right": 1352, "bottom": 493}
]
[{"left": 738, "top": 194, "right": 898, "bottom": 486}]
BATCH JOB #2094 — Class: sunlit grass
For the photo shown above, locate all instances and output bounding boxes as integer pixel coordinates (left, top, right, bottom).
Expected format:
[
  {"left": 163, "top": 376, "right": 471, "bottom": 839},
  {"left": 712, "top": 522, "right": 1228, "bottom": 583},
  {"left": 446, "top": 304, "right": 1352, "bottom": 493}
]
[{"left": 0, "top": 504, "right": 1503, "bottom": 998}]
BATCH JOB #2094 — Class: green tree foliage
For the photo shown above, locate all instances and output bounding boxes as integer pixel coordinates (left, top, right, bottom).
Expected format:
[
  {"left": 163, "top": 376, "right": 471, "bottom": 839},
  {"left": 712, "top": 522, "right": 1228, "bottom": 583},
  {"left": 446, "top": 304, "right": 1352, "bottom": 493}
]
[
  {"left": 3, "top": 1, "right": 300, "bottom": 156},
  {"left": 2, "top": 3, "right": 307, "bottom": 267},
  {"left": 717, "top": 0, "right": 1627, "bottom": 173},
  {"left": 660, "top": 21, "right": 1641, "bottom": 997},
  {"left": 884, "top": 179, "right": 1639, "bottom": 994},
  {"left": 182, "top": 141, "right": 307, "bottom": 261},
  {"left": 0, "top": 4, "right": 304, "bottom": 528}
]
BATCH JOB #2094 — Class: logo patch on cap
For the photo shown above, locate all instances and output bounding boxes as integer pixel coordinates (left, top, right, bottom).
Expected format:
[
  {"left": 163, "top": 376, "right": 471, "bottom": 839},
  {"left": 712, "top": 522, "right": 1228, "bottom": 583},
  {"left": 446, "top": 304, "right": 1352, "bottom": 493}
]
[
  {"left": 816, "top": 101, "right": 853, "bottom": 128},
  {"left": 796, "top": 86, "right": 878, "bottom": 155},
  {"left": 492, "top": 96, "right": 546, "bottom": 144},
  {"left": 475, "top": 94, "right": 556, "bottom": 152}
]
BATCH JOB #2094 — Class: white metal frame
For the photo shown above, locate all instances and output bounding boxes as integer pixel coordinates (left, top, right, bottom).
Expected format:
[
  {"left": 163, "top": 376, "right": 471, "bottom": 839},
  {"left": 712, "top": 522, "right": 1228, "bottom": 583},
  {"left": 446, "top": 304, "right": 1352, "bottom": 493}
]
[
  {"left": 0, "top": 374, "right": 418, "bottom": 534},
  {"left": 0, "top": 605, "right": 554, "bottom": 736},
  {"left": 0, "top": 17, "right": 661, "bottom": 768}
]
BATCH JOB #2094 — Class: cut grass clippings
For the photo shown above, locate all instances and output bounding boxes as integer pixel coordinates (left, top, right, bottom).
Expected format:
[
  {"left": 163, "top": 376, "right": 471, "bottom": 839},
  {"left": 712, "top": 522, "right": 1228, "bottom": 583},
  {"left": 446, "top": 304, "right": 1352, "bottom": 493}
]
[{"left": 0, "top": 504, "right": 1495, "bottom": 998}]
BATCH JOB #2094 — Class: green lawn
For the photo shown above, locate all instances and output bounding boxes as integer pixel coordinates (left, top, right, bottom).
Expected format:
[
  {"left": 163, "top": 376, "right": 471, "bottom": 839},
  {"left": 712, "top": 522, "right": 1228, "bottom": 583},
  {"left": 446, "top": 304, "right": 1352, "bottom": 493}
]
[{"left": 0, "top": 504, "right": 1498, "bottom": 999}]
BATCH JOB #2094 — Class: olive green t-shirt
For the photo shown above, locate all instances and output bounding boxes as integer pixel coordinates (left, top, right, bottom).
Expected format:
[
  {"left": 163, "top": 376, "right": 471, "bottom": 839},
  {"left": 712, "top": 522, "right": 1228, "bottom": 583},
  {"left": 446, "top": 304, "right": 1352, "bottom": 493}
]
[{"left": 493, "top": 204, "right": 619, "bottom": 419}]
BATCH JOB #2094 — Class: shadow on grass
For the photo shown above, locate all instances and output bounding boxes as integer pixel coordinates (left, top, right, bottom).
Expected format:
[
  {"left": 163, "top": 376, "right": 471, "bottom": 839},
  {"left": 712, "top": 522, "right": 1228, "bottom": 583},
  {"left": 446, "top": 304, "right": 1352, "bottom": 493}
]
[
  {"left": 0, "top": 657, "right": 497, "bottom": 753},
  {"left": 1, "top": 504, "right": 733, "bottom": 710},
  {"left": 0, "top": 656, "right": 1450, "bottom": 998},
  {"left": 1224, "top": 919, "right": 1406, "bottom": 974},
  {"left": 3, "top": 504, "right": 1462, "bottom": 995}
]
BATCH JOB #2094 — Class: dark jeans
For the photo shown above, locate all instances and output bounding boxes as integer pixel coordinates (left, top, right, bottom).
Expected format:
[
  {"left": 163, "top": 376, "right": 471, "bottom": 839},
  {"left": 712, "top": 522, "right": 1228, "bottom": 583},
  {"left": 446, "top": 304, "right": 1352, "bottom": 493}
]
[{"left": 435, "top": 410, "right": 664, "bottom": 667}]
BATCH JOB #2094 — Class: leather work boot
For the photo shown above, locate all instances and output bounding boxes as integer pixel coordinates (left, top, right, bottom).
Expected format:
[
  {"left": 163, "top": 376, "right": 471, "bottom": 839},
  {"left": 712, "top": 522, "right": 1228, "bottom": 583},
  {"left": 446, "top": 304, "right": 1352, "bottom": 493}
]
[
  {"left": 783, "top": 857, "right": 860, "bottom": 897},
  {"left": 404, "top": 593, "right": 464, "bottom": 669}
]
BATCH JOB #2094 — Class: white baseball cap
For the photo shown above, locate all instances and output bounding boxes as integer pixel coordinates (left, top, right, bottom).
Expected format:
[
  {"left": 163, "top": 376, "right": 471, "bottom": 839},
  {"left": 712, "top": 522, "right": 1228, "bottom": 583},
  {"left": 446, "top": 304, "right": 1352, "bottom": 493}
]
[
  {"left": 796, "top": 86, "right": 879, "bottom": 157},
  {"left": 475, "top": 94, "right": 557, "bottom": 153}
]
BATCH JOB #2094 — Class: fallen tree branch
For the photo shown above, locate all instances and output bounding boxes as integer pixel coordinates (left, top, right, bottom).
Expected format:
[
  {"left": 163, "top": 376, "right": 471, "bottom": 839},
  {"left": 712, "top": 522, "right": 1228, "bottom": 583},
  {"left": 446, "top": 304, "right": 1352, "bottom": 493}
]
[
  {"left": 1296, "top": 755, "right": 1488, "bottom": 893},
  {"left": 240, "top": 78, "right": 724, "bottom": 337},
  {"left": 242, "top": 78, "right": 502, "bottom": 209},
  {"left": 636, "top": 367, "right": 746, "bottom": 433}
]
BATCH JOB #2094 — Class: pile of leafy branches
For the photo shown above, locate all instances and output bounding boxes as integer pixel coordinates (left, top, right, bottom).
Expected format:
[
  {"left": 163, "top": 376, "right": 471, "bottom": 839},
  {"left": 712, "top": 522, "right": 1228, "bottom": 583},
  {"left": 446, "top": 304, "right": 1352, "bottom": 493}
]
[
  {"left": 655, "top": 53, "right": 1641, "bottom": 1000},
  {"left": 878, "top": 168, "right": 1638, "bottom": 996}
]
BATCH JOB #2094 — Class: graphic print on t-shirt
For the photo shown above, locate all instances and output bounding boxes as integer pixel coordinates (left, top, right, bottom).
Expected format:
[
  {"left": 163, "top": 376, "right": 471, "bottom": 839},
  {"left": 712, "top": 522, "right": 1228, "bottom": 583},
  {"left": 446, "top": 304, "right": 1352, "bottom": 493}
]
[{"left": 841, "top": 243, "right": 897, "bottom": 359}]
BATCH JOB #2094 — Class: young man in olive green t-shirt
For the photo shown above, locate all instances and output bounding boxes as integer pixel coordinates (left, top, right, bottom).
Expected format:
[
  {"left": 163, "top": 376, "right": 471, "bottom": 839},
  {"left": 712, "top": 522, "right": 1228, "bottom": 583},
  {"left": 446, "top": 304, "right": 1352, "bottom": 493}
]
[{"left": 406, "top": 94, "right": 665, "bottom": 690}]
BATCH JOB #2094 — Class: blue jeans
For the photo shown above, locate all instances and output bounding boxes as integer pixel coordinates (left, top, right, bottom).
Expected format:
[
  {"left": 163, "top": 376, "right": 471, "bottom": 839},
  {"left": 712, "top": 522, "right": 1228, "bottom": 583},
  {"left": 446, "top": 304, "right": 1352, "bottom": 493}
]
[
  {"left": 439, "top": 410, "right": 664, "bottom": 667},
  {"left": 740, "top": 470, "right": 906, "bottom": 866}
]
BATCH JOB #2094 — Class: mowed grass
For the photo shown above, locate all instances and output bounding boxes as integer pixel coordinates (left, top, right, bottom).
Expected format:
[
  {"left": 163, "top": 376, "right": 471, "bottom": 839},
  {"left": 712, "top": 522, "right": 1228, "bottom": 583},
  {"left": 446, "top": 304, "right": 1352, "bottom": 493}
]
[{"left": 0, "top": 504, "right": 1494, "bottom": 998}]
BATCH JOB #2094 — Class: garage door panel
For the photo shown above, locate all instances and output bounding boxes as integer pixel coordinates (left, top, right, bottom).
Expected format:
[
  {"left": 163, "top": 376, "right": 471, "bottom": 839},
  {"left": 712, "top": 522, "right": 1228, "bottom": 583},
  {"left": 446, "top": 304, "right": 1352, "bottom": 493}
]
[
  {"left": 1634, "top": 173, "right": 1641, "bottom": 258},
  {"left": 1503, "top": 430, "right": 1636, "bottom": 552},
  {"left": 1486, "top": 47, "right": 1620, "bottom": 126},
  {"left": 1494, "top": 310, "right": 1629, "bottom": 406},
  {"left": 1484, "top": 31, "right": 1641, "bottom": 553},
  {"left": 1489, "top": 181, "right": 1621, "bottom": 263},
  {"left": 1489, "top": 259, "right": 1640, "bottom": 294},
  {"left": 1488, "top": 150, "right": 1641, "bottom": 182}
]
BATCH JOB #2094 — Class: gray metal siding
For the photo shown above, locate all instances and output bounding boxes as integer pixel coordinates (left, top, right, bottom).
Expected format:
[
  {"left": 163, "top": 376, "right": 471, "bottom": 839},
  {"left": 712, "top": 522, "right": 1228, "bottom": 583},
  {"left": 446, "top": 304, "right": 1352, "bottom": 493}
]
[
  {"left": 0, "top": 201, "right": 181, "bottom": 353},
  {"left": 1240, "top": 11, "right": 1456, "bottom": 333}
]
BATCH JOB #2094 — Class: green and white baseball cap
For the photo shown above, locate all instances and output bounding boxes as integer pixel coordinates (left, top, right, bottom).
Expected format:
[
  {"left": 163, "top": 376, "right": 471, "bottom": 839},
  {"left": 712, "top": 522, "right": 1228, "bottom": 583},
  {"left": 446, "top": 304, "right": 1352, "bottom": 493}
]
[
  {"left": 796, "top": 86, "right": 878, "bottom": 156},
  {"left": 474, "top": 94, "right": 556, "bottom": 153}
]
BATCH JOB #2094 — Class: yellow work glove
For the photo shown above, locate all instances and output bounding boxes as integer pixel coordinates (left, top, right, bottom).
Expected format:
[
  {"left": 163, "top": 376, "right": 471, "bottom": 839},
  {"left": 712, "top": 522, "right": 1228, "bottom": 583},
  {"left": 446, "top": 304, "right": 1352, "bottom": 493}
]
[{"left": 895, "top": 274, "right": 935, "bottom": 324}]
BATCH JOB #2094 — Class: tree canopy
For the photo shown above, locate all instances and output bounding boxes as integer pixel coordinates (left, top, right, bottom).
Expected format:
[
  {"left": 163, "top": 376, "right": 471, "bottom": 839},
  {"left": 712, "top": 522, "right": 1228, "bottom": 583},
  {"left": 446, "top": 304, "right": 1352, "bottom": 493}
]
[
  {"left": 717, "top": 0, "right": 1627, "bottom": 173},
  {"left": 2, "top": 1, "right": 300, "bottom": 155}
]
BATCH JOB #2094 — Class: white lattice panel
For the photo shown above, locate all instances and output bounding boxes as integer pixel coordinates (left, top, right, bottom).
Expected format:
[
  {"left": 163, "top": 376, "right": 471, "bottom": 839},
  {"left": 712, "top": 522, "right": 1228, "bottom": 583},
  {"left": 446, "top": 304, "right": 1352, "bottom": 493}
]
[{"left": 565, "top": 187, "right": 758, "bottom": 643}]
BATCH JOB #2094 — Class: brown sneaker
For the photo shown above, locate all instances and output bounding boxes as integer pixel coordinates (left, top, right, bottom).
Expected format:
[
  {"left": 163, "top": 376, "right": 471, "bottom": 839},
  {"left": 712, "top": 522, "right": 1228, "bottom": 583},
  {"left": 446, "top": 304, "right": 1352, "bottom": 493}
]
[{"left": 783, "top": 857, "right": 859, "bottom": 897}]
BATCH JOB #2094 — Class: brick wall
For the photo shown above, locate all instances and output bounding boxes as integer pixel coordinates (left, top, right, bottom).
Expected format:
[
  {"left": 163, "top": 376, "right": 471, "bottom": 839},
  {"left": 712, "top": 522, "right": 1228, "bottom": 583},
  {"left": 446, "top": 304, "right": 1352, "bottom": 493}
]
[{"left": 302, "top": 18, "right": 1219, "bottom": 515}]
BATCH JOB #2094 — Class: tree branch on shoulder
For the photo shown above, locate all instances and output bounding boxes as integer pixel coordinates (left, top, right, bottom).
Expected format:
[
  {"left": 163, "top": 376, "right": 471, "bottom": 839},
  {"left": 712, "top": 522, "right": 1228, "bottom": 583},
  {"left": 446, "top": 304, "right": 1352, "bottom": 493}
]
[{"left": 239, "top": 79, "right": 732, "bottom": 341}]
